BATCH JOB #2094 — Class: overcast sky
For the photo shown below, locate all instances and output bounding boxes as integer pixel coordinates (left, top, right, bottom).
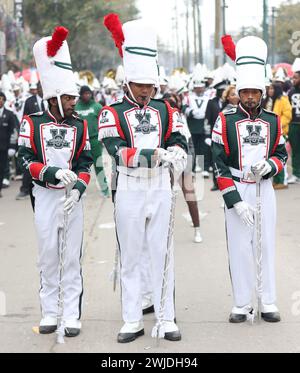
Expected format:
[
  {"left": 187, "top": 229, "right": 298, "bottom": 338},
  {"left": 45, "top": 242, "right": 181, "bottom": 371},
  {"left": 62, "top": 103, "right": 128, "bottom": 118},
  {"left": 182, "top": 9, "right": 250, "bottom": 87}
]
[{"left": 137, "top": 0, "right": 293, "bottom": 49}]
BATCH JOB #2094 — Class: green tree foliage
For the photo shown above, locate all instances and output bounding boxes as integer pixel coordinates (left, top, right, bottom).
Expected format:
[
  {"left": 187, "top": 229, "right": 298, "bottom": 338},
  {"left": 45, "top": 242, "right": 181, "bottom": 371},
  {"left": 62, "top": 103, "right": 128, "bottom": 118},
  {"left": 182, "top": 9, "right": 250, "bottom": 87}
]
[
  {"left": 275, "top": 1, "right": 300, "bottom": 63},
  {"left": 24, "top": 0, "right": 138, "bottom": 73}
]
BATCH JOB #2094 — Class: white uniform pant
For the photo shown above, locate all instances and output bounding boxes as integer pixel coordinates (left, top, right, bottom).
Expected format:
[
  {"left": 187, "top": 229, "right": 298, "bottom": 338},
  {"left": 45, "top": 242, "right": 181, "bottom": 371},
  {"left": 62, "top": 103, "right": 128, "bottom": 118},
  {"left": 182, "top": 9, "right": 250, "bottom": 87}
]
[
  {"left": 140, "top": 241, "right": 153, "bottom": 305},
  {"left": 225, "top": 179, "right": 277, "bottom": 307},
  {"left": 115, "top": 170, "right": 175, "bottom": 323},
  {"left": 32, "top": 183, "right": 84, "bottom": 320}
]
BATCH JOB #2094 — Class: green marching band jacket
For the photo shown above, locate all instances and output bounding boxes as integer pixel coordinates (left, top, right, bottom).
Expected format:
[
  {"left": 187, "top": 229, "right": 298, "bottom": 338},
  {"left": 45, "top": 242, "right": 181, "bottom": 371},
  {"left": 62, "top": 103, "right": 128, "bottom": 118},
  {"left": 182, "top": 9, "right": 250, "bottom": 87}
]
[
  {"left": 98, "top": 95, "right": 188, "bottom": 173},
  {"left": 212, "top": 104, "right": 288, "bottom": 209},
  {"left": 18, "top": 110, "right": 93, "bottom": 197}
]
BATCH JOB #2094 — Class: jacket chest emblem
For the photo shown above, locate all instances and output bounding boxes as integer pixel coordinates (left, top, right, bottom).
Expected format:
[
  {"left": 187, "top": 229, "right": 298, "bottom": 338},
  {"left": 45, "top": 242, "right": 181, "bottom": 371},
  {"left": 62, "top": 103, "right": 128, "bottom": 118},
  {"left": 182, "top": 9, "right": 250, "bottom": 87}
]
[
  {"left": 46, "top": 128, "right": 70, "bottom": 149},
  {"left": 243, "top": 124, "right": 265, "bottom": 146},
  {"left": 134, "top": 112, "right": 156, "bottom": 135}
]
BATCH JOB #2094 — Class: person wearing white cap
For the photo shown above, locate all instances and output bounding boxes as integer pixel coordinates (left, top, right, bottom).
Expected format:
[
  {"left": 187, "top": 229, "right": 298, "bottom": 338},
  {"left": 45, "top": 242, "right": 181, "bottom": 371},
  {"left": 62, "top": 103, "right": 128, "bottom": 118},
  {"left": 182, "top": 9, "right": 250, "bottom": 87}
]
[
  {"left": 100, "top": 14, "right": 187, "bottom": 343},
  {"left": 9, "top": 82, "right": 25, "bottom": 123},
  {"left": 17, "top": 26, "right": 93, "bottom": 337},
  {"left": 212, "top": 35, "right": 287, "bottom": 323},
  {"left": 182, "top": 72, "right": 209, "bottom": 176}
]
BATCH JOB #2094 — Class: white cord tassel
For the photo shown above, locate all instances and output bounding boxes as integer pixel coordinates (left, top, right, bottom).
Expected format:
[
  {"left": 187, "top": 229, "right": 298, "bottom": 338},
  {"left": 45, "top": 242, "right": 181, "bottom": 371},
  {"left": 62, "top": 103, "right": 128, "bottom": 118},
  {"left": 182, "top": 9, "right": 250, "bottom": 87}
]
[
  {"left": 247, "top": 309, "right": 255, "bottom": 325},
  {"left": 255, "top": 174, "right": 263, "bottom": 323},
  {"left": 56, "top": 322, "right": 65, "bottom": 344},
  {"left": 153, "top": 175, "right": 177, "bottom": 344},
  {"left": 251, "top": 167, "right": 263, "bottom": 324},
  {"left": 56, "top": 186, "right": 72, "bottom": 344},
  {"left": 151, "top": 321, "right": 166, "bottom": 339}
]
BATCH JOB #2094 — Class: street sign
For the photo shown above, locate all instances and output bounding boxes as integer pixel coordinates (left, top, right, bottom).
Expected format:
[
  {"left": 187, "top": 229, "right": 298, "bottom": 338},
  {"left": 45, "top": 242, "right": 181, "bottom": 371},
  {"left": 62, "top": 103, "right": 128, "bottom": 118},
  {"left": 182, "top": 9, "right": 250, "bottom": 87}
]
[{"left": 14, "top": 0, "right": 24, "bottom": 30}]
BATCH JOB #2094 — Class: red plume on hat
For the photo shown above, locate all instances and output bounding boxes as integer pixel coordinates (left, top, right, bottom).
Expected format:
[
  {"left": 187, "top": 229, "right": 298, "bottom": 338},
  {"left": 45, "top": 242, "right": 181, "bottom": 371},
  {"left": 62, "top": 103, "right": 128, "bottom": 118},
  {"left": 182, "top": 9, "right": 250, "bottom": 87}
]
[
  {"left": 103, "top": 13, "right": 124, "bottom": 58},
  {"left": 221, "top": 35, "right": 236, "bottom": 62},
  {"left": 47, "top": 26, "right": 69, "bottom": 57}
]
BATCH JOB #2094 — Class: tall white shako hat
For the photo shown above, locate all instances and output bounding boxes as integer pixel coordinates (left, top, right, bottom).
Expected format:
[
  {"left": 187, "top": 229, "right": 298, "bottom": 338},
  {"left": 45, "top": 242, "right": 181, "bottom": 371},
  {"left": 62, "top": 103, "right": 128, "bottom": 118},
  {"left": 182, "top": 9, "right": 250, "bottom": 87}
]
[
  {"left": 191, "top": 63, "right": 205, "bottom": 88},
  {"left": 103, "top": 14, "right": 159, "bottom": 99},
  {"left": 158, "top": 65, "right": 168, "bottom": 86},
  {"left": 222, "top": 35, "right": 267, "bottom": 95},
  {"left": 33, "top": 26, "right": 78, "bottom": 117}
]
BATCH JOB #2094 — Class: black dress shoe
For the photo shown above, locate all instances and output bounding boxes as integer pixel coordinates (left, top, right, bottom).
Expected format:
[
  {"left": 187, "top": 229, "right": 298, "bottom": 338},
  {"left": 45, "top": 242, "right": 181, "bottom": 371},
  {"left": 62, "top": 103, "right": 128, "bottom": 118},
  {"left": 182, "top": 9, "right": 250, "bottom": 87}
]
[
  {"left": 117, "top": 329, "right": 144, "bottom": 343},
  {"left": 229, "top": 313, "right": 247, "bottom": 323},
  {"left": 142, "top": 305, "right": 155, "bottom": 315},
  {"left": 65, "top": 327, "right": 81, "bottom": 337},
  {"left": 164, "top": 330, "right": 181, "bottom": 341},
  {"left": 261, "top": 312, "right": 281, "bottom": 322},
  {"left": 39, "top": 325, "right": 57, "bottom": 334}
]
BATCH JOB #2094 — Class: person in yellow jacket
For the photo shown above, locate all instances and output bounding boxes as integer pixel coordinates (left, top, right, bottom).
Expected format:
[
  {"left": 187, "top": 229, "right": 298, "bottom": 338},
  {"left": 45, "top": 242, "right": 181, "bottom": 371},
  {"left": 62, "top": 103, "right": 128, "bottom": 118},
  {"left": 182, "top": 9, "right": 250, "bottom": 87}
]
[{"left": 263, "top": 83, "right": 292, "bottom": 189}]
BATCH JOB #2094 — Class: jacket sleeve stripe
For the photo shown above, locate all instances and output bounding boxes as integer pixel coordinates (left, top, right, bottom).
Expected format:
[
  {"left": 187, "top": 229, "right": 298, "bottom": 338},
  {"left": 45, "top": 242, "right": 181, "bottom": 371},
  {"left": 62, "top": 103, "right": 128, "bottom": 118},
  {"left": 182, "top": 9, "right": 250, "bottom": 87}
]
[
  {"left": 78, "top": 172, "right": 91, "bottom": 185},
  {"left": 163, "top": 100, "right": 173, "bottom": 141},
  {"left": 216, "top": 176, "right": 235, "bottom": 191},
  {"left": 271, "top": 115, "right": 282, "bottom": 155},
  {"left": 23, "top": 115, "right": 37, "bottom": 155},
  {"left": 219, "top": 112, "right": 230, "bottom": 156},
  {"left": 76, "top": 119, "right": 88, "bottom": 160}
]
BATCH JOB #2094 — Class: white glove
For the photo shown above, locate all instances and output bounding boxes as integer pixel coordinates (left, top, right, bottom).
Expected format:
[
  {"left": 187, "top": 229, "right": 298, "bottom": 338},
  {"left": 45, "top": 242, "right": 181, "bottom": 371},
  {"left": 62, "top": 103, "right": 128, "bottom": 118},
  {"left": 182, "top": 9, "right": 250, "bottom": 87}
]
[
  {"left": 252, "top": 160, "right": 272, "bottom": 177},
  {"left": 156, "top": 148, "right": 175, "bottom": 164},
  {"left": 8, "top": 148, "right": 16, "bottom": 157},
  {"left": 55, "top": 169, "right": 78, "bottom": 186},
  {"left": 192, "top": 109, "right": 203, "bottom": 120},
  {"left": 234, "top": 201, "right": 255, "bottom": 227},
  {"left": 63, "top": 189, "right": 80, "bottom": 215},
  {"left": 204, "top": 137, "right": 212, "bottom": 147},
  {"left": 172, "top": 158, "right": 187, "bottom": 174},
  {"left": 167, "top": 146, "right": 187, "bottom": 161}
]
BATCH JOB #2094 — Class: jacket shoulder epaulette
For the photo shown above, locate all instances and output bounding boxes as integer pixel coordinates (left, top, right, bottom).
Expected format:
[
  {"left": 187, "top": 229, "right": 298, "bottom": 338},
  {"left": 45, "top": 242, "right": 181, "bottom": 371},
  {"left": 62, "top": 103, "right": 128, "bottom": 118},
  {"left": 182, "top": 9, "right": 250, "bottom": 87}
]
[
  {"left": 262, "top": 108, "right": 277, "bottom": 117},
  {"left": 150, "top": 98, "right": 166, "bottom": 104},
  {"left": 28, "top": 111, "right": 44, "bottom": 117},
  {"left": 72, "top": 113, "right": 84, "bottom": 123},
  {"left": 110, "top": 99, "right": 124, "bottom": 107},
  {"left": 223, "top": 107, "right": 237, "bottom": 116}
]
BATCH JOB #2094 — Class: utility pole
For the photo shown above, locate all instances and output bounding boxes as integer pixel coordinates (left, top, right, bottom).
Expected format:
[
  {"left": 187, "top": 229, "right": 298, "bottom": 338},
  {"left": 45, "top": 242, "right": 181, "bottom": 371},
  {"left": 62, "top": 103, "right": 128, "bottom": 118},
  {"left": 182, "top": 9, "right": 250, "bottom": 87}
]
[
  {"left": 193, "top": 0, "right": 198, "bottom": 65},
  {"left": 186, "top": 0, "right": 190, "bottom": 71},
  {"left": 196, "top": 0, "right": 203, "bottom": 64},
  {"left": 222, "top": 0, "right": 227, "bottom": 64},
  {"left": 175, "top": 0, "right": 180, "bottom": 67},
  {"left": 214, "top": 0, "right": 221, "bottom": 69},
  {"left": 263, "top": 0, "right": 269, "bottom": 45},
  {"left": 271, "top": 7, "right": 277, "bottom": 66}
]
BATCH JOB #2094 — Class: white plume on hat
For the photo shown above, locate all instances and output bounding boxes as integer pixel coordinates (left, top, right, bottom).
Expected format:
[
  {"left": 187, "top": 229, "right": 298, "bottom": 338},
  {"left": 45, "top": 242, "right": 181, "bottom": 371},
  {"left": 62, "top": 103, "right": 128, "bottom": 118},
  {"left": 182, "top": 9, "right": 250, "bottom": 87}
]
[
  {"left": 191, "top": 63, "right": 205, "bottom": 88},
  {"left": 274, "top": 67, "right": 287, "bottom": 83},
  {"left": 168, "top": 72, "right": 187, "bottom": 94},
  {"left": 292, "top": 58, "right": 300, "bottom": 73},
  {"left": 115, "top": 64, "right": 125, "bottom": 86},
  {"left": 33, "top": 26, "right": 78, "bottom": 101},
  {"left": 102, "top": 76, "right": 118, "bottom": 91}
]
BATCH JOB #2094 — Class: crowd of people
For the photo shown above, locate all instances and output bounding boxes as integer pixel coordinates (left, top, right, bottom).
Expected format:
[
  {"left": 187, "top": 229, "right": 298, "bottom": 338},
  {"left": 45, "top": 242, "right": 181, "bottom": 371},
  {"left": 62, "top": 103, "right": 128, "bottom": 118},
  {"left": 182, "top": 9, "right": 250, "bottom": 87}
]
[{"left": 1, "top": 56, "right": 300, "bottom": 200}]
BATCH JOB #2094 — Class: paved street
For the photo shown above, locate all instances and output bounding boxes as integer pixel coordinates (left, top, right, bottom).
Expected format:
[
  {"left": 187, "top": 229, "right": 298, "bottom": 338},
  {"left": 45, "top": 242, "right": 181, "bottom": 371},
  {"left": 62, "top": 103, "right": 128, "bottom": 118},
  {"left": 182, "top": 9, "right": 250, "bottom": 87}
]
[{"left": 0, "top": 169, "right": 300, "bottom": 353}]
